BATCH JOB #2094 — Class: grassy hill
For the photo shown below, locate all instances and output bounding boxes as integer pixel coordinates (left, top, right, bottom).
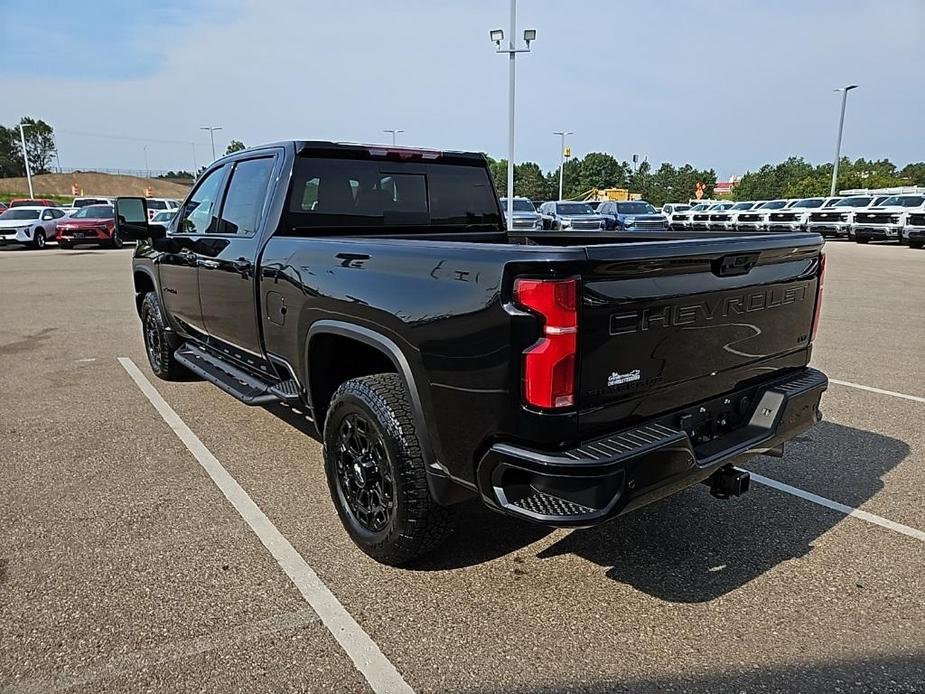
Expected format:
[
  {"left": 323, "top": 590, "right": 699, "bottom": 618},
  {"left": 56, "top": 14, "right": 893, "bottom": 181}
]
[{"left": 0, "top": 172, "right": 192, "bottom": 202}]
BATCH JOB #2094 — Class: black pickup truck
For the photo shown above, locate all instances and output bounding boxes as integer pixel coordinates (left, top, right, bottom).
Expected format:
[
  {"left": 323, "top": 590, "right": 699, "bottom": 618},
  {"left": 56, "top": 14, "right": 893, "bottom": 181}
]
[{"left": 115, "top": 141, "right": 828, "bottom": 565}]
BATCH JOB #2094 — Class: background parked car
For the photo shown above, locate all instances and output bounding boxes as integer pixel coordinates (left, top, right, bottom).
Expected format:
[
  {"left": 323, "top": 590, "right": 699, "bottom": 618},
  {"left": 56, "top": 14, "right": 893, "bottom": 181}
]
[
  {"left": 72, "top": 196, "right": 114, "bottom": 208},
  {"left": 537, "top": 201, "right": 606, "bottom": 230},
  {"left": 902, "top": 208, "right": 925, "bottom": 248},
  {"left": 150, "top": 209, "right": 177, "bottom": 226},
  {"left": 736, "top": 199, "right": 792, "bottom": 231},
  {"left": 853, "top": 194, "right": 925, "bottom": 244},
  {"left": 707, "top": 201, "right": 757, "bottom": 231},
  {"left": 670, "top": 201, "right": 712, "bottom": 230},
  {"left": 661, "top": 203, "right": 691, "bottom": 217},
  {"left": 691, "top": 202, "right": 733, "bottom": 230},
  {"left": 598, "top": 200, "right": 668, "bottom": 231},
  {"left": 56, "top": 205, "right": 122, "bottom": 249},
  {"left": 10, "top": 198, "right": 58, "bottom": 208},
  {"left": 0, "top": 202, "right": 7, "bottom": 214},
  {"left": 145, "top": 198, "right": 180, "bottom": 221},
  {"left": 766, "top": 197, "right": 841, "bottom": 232},
  {"left": 499, "top": 196, "right": 543, "bottom": 230},
  {"left": 0, "top": 206, "right": 67, "bottom": 248},
  {"left": 805, "top": 195, "right": 890, "bottom": 239}
]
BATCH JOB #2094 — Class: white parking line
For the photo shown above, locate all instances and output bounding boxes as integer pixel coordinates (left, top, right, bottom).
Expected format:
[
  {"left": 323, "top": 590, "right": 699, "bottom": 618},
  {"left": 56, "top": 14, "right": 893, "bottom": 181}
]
[
  {"left": 830, "top": 378, "right": 925, "bottom": 404},
  {"left": 118, "top": 357, "right": 414, "bottom": 694},
  {"left": 750, "top": 473, "right": 925, "bottom": 543}
]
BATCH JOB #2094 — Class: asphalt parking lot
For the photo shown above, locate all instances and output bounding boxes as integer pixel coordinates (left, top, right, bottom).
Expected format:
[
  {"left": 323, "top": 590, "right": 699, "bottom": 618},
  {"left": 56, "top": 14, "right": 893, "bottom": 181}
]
[{"left": 1, "top": 240, "right": 923, "bottom": 693}]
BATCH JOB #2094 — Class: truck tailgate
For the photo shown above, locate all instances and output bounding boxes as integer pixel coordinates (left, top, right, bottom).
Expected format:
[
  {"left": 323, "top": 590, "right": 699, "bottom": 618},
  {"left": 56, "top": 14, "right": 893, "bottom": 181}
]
[{"left": 577, "top": 235, "right": 823, "bottom": 435}]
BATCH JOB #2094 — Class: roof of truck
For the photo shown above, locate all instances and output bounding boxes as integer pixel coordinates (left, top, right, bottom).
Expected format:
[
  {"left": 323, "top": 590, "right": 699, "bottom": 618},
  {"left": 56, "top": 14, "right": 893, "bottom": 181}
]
[{"left": 216, "top": 140, "right": 486, "bottom": 165}]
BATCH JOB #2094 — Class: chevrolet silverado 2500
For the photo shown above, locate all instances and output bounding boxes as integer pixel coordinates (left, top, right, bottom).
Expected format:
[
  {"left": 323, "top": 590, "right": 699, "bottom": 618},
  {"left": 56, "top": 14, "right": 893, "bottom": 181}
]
[{"left": 116, "top": 141, "right": 828, "bottom": 565}]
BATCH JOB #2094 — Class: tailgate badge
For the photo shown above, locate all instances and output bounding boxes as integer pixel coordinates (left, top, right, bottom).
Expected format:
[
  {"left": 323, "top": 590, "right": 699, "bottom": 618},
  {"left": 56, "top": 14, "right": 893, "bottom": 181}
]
[{"left": 608, "top": 369, "right": 641, "bottom": 387}]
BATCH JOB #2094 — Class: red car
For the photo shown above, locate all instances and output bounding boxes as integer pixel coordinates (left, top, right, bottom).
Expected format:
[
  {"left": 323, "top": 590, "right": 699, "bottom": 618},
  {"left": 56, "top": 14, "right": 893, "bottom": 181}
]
[
  {"left": 56, "top": 205, "right": 124, "bottom": 249},
  {"left": 10, "top": 198, "right": 58, "bottom": 207},
  {"left": 0, "top": 202, "right": 8, "bottom": 213}
]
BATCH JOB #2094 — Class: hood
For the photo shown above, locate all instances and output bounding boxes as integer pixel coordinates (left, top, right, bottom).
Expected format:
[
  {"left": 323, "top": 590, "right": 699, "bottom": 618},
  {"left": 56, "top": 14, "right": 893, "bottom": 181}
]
[
  {"left": 0, "top": 218, "right": 36, "bottom": 229},
  {"left": 59, "top": 217, "right": 113, "bottom": 227}
]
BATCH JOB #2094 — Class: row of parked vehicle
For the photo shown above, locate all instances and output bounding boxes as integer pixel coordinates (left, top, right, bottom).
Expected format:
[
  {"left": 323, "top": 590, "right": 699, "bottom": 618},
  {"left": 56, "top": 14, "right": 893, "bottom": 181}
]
[
  {"left": 661, "top": 193, "right": 925, "bottom": 248},
  {"left": 0, "top": 196, "right": 179, "bottom": 249},
  {"left": 502, "top": 197, "right": 669, "bottom": 231}
]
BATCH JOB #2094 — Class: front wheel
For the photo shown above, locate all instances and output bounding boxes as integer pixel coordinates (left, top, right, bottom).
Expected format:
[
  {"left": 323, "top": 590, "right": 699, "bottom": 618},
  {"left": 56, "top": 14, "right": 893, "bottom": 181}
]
[
  {"left": 31, "top": 229, "right": 46, "bottom": 249},
  {"left": 58, "top": 239, "right": 73, "bottom": 250},
  {"left": 110, "top": 230, "right": 124, "bottom": 249},
  {"left": 140, "top": 292, "right": 186, "bottom": 380},
  {"left": 323, "top": 374, "right": 450, "bottom": 565},
  {"left": 910, "top": 239, "right": 924, "bottom": 249},
  {"left": 855, "top": 237, "right": 869, "bottom": 244}
]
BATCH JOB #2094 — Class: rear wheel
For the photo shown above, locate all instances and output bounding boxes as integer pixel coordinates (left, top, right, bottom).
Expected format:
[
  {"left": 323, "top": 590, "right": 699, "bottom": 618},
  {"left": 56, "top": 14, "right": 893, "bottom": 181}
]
[
  {"left": 323, "top": 374, "right": 450, "bottom": 565},
  {"left": 140, "top": 292, "right": 186, "bottom": 380},
  {"left": 31, "top": 229, "right": 46, "bottom": 250}
]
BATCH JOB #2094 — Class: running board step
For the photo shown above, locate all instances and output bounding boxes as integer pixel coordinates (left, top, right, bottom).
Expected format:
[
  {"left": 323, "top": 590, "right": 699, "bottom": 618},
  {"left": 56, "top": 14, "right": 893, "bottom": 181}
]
[{"left": 174, "top": 343, "right": 298, "bottom": 406}]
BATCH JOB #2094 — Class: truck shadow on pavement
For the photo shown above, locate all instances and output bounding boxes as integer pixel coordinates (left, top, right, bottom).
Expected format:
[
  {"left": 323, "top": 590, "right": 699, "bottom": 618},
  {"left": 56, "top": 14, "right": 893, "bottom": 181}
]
[
  {"left": 462, "top": 652, "right": 925, "bottom": 694},
  {"left": 536, "top": 421, "right": 909, "bottom": 603}
]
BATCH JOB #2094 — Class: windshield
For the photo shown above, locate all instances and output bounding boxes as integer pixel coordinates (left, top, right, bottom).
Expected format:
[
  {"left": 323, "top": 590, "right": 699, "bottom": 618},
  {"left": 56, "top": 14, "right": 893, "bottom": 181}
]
[
  {"left": 758, "top": 200, "right": 788, "bottom": 210},
  {"left": 616, "top": 202, "right": 656, "bottom": 214},
  {"left": 0, "top": 209, "right": 40, "bottom": 220},
  {"left": 72, "top": 205, "right": 114, "bottom": 219},
  {"left": 10, "top": 200, "right": 46, "bottom": 207},
  {"left": 730, "top": 202, "right": 754, "bottom": 210},
  {"left": 792, "top": 199, "right": 825, "bottom": 208},
  {"left": 834, "top": 197, "right": 872, "bottom": 207},
  {"left": 556, "top": 203, "right": 595, "bottom": 215},
  {"left": 501, "top": 199, "right": 536, "bottom": 212},
  {"left": 689, "top": 204, "right": 710, "bottom": 212},
  {"left": 670, "top": 205, "right": 690, "bottom": 212},
  {"left": 879, "top": 195, "right": 925, "bottom": 207}
]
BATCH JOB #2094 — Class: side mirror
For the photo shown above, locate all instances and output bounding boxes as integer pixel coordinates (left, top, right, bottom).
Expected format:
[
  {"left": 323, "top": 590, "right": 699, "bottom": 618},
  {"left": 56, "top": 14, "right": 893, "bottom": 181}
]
[{"left": 114, "top": 197, "right": 166, "bottom": 240}]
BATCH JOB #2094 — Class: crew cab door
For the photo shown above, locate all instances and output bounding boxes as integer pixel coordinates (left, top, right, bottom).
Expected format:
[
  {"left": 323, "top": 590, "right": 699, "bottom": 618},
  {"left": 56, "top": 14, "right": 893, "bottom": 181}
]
[
  {"left": 196, "top": 154, "right": 279, "bottom": 362},
  {"left": 160, "top": 163, "right": 229, "bottom": 337}
]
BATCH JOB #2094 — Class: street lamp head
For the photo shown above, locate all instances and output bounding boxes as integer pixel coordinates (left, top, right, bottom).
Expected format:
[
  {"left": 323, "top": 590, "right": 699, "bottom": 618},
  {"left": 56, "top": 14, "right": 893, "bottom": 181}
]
[
  {"left": 835, "top": 84, "right": 859, "bottom": 92},
  {"left": 490, "top": 28, "right": 504, "bottom": 46},
  {"left": 523, "top": 29, "right": 536, "bottom": 46}
]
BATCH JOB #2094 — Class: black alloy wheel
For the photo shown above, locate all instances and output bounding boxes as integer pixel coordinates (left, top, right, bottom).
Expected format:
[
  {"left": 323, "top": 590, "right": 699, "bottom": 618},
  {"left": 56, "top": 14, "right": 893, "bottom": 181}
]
[{"left": 333, "top": 413, "right": 394, "bottom": 533}]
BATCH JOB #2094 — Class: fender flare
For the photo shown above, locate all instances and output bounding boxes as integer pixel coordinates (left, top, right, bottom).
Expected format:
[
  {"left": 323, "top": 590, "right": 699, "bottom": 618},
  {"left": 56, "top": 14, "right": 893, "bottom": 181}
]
[{"left": 305, "top": 320, "right": 475, "bottom": 505}]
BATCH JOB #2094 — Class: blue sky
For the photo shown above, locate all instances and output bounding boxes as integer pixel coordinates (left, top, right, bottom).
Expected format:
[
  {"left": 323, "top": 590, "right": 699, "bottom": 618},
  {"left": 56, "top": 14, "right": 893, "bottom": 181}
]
[{"left": 1, "top": 0, "right": 923, "bottom": 178}]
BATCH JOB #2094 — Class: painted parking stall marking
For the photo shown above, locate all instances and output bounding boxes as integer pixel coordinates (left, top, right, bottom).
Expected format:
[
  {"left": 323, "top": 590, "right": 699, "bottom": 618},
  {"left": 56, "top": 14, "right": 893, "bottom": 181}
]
[
  {"left": 829, "top": 378, "right": 925, "bottom": 405},
  {"left": 118, "top": 357, "right": 414, "bottom": 694},
  {"left": 750, "top": 473, "right": 925, "bottom": 543}
]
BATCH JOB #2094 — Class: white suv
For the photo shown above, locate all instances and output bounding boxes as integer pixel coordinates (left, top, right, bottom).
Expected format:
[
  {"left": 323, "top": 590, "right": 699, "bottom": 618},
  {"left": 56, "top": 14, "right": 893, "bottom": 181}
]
[
  {"left": 854, "top": 194, "right": 925, "bottom": 244},
  {"left": 805, "top": 195, "right": 889, "bottom": 239}
]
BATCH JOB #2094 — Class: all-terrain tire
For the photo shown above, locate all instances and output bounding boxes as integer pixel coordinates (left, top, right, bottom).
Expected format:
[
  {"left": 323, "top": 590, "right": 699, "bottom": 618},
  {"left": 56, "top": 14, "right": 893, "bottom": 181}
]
[
  {"left": 323, "top": 374, "right": 450, "bottom": 565},
  {"left": 140, "top": 292, "right": 187, "bottom": 380}
]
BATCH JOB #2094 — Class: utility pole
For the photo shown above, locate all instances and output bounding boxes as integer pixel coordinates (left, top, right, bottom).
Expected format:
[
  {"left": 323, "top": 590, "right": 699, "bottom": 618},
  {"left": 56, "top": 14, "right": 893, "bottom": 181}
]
[
  {"left": 554, "top": 131, "right": 573, "bottom": 199},
  {"left": 200, "top": 126, "right": 222, "bottom": 162},
  {"left": 18, "top": 123, "right": 34, "bottom": 198},
  {"left": 143, "top": 145, "right": 149, "bottom": 178},
  {"left": 383, "top": 129, "right": 405, "bottom": 145},
  {"left": 490, "top": 2, "right": 536, "bottom": 227},
  {"left": 830, "top": 85, "right": 858, "bottom": 197}
]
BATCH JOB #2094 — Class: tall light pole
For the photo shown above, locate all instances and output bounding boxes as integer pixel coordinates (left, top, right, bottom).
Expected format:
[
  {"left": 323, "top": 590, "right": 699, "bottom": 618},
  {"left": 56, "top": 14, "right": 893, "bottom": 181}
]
[
  {"left": 18, "top": 123, "right": 34, "bottom": 198},
  {"left": 383, "top": 129, "right": 405, "bottom": 145},
  {"left": 491, "top": 2, "right": 536, "bottom": 228},
  {"left": 830, "top": 84, "right": 858, "bottom": 197},
  {"left": 143, "top": 145, "right": 149, "bottom": 178},
  {"left": 554, "top": 131, "right": 573, "bottom": 200},
  {"left": 200, "top": 126, "right": 222, "bottom": 162}
]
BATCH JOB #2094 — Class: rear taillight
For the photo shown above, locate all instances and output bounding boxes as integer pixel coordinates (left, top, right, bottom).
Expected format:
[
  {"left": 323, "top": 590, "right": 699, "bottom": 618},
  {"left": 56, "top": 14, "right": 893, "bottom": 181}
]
[
  {"left": 810, "top": 253, "right": 826, "bottom": 342},
  {"left": 514, "top": 278, "right": 579, "bottom": 409}
]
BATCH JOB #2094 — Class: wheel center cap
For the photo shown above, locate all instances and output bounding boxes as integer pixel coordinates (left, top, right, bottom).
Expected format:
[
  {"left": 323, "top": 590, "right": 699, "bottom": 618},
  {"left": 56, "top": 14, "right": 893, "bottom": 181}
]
[{"left": 352, "top": 461, "right": 367, "bottom": 487}]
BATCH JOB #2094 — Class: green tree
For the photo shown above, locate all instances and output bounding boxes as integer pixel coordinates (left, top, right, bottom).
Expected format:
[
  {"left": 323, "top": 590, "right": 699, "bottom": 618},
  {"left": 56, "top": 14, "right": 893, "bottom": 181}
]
[
  {"left": 225, "top": 139, "right": 246, "bottom": 155},
  {"left": 574, "top": 152, "right": 628, "bottom": 195},
  {"left": 0, "top": 125, "right": 22, "bottom": 177},
  {"left": 899, "top": 162, "right": 925, "bottom": 186},
  {"left": 19, "top": 117, "right": 56, "bottom": 174}
]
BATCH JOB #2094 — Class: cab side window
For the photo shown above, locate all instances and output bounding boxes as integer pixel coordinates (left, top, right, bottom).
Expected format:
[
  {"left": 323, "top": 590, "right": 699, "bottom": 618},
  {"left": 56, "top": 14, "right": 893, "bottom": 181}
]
[
  {"left": 177, "top": 166, "right": 227, "bottom": 234},
  {"left": 217, "top": 157, "right": 275, "bottom": 235}
]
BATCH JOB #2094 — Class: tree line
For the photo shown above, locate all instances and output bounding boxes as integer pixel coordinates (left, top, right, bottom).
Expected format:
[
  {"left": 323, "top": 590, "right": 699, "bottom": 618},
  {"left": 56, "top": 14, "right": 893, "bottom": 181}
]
[
  {"left": 2, "top": 115, "right": 923, "bottom": 204},
  {"left": 486, "top": 153, "right": 718, "bottom": 206}
]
